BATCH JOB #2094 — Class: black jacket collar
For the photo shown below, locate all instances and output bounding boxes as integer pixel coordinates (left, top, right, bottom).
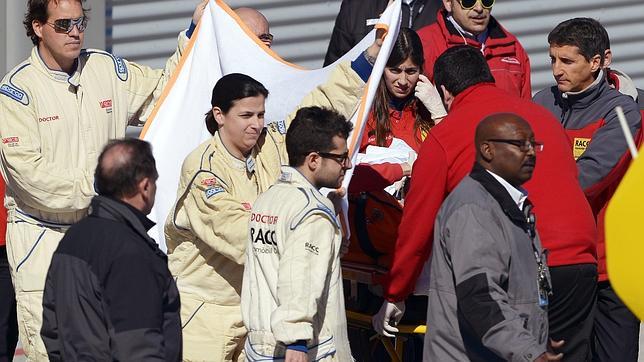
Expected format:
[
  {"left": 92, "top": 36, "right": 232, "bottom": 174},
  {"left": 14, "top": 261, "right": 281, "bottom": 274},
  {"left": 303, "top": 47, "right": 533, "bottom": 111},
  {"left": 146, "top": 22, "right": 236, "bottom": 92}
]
[
  {"left": 469, "top": 162, "right": 530, "bottom": 231},
  {"left": 89, "top": 196, "right": 164, "bottom": 258}
]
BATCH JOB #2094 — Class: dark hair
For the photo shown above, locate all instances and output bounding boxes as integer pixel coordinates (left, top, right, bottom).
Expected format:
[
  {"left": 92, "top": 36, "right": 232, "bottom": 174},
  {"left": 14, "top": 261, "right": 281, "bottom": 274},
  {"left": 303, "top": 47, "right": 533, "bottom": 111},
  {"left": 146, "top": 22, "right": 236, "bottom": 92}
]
[
  {"left": 372, "top": 28, "right": 433, "bottom": 146},
  {"left": 548, "top": 18, "right": 609, "bottom": 66},
  {"left": 94, "top": 138, "right": 158, "bottom": 198},
  {"left": 205, "top": 73, "right": 269, "bottom": 135},
  {"left": 286, "top": 106, "right": 353, "bottom": 167},
  {"left": 24, "top": 0, "right": 89, "bottom": 45},
  {"left": 433, "top": 45, "right": 495, "bottom": 96}
]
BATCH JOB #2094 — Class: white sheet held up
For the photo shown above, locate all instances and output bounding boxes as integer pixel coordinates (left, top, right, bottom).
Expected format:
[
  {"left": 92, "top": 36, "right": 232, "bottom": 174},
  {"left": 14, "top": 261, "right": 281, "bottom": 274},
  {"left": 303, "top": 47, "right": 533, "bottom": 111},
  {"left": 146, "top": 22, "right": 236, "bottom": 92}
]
[{"left": 142, "top": 0, "right": 402, "bottom": 250}]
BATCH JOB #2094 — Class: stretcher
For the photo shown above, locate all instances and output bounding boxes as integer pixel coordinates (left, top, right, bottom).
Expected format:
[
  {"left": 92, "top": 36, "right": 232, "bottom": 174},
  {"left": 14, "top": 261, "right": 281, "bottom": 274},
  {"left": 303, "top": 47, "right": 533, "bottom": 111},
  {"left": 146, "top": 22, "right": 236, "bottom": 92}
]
[{"left": 342, "top": 262, "right": 426, "bottom": 362}]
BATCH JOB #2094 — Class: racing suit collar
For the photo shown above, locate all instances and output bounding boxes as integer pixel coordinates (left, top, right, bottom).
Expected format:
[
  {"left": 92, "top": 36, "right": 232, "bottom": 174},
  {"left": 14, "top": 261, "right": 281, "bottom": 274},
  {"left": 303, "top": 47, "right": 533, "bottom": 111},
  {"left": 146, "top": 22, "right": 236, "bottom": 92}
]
[
  {"left": 31, "top": 46, "right": 80, "bottom": 85},
  {"left": 212, "top": 131, "right": 253, "bottom": 171},
  {"left": 278, "top": 166, "right": 318, "bottom": 190}
]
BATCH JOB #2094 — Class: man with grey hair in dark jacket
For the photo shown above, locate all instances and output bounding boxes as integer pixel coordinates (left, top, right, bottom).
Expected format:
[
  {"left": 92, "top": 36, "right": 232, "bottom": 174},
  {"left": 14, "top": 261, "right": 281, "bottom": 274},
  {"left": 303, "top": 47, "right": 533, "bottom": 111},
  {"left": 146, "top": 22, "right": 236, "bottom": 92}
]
[
  {"left": 426, "top": 113, "right": 561, "bottom": 362},
  {"left": 41, "top": 139, "right": 181, "bottom": 361}
]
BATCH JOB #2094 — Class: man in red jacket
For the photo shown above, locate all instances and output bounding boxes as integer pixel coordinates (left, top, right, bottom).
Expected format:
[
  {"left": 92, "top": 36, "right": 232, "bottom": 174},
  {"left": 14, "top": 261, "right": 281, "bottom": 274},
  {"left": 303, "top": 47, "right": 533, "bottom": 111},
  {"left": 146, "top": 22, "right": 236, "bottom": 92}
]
[
  {"left": 417, "top": 0, "right": 531, "bottom": 99},
  {"left": 373, "top": 46, "right": 597, "bottom": 360}
]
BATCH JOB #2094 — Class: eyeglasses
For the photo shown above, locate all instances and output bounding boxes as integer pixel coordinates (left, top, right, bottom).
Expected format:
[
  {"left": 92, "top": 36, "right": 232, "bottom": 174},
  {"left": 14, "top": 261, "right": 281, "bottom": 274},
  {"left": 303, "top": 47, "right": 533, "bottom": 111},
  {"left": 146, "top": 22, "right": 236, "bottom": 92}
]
[
  {"left": 48, "top": 16, "right": 88, "bottom": 34},
  {"left": 258, "top": 33, "right": 273, "bottom": 45},
  {"left": 457, "top": 0, "right": 495, "bottom": 10},
  {"left": 317, "top": 151, "right": 350, "bottom": 166},
  {"left": 487, "top": 139, "right": 544, "bottom": 152}
]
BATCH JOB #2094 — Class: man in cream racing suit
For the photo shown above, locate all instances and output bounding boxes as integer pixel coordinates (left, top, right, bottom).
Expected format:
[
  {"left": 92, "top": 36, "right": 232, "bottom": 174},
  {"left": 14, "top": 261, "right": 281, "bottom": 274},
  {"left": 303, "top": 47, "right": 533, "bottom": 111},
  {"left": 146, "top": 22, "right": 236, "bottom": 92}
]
[
  {"left": 242, "top": 107, "right": 354, "bottom": 361},
  {"left": 0, "top": 0, "right": 206, "bottom": 358}
]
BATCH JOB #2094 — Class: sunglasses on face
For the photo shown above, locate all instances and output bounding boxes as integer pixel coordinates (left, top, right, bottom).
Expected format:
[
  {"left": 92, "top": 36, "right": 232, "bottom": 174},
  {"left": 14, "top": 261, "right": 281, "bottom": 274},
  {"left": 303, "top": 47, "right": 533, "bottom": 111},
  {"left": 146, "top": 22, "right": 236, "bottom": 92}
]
[
  {"left": 258, "top": 33, "right": 273, "bottom": 45},
  {"left": 48, "top": 16, "right": 88, "bottom": 34},
  {"left": 317, "top": 151, "right": 351, "bottom": 166},
  {"left": 457, "top": 0, "right": 495, "bottom": 10},
  {"left": 487, "top": 139, "right": 544, "bottom": 152}
]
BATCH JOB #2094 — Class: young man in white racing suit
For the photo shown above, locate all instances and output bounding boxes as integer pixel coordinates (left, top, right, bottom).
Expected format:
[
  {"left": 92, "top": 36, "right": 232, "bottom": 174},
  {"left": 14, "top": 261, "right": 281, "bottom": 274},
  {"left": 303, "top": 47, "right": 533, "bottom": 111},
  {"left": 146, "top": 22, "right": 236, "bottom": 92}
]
[{"left": 242, "top": 106, "right": 354, "bottom": 361}]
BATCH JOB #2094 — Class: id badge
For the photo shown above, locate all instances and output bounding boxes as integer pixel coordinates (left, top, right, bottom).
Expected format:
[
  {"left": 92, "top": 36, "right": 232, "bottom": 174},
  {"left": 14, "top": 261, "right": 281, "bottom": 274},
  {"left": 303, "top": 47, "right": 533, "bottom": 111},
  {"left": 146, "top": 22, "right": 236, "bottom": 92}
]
[{"left": 538, "top": 281, "right": 549, "bottom": 308}]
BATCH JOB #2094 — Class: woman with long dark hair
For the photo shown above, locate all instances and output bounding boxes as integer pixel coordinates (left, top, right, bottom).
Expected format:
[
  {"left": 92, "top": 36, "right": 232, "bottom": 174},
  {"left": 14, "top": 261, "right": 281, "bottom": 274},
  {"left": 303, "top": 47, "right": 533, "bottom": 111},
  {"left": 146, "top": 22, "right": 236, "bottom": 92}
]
[
  {"left": 344, "top": 28, "right": 445, "bottom": 361},
  {"left": 350, "top": 27, "right": 446, "bottom": 193}
]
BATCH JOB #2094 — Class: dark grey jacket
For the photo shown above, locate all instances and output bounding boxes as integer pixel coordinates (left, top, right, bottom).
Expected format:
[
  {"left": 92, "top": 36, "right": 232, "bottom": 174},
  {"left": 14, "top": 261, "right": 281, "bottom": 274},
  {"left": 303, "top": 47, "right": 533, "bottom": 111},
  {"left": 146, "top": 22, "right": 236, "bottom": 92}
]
[
  {"left": 41, "top": 196, "right": 182, "bottom": 361},
  {"left": 425, "top": 164, "right": 549, "bottom": 362},
  {"left": 533, "top": 72, "right": 641, "bottom": 191}
]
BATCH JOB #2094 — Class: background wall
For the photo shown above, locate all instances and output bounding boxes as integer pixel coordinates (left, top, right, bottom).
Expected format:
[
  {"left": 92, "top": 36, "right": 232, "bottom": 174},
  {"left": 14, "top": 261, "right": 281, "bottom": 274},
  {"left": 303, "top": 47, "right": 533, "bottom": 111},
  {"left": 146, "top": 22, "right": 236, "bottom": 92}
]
[{"left": 104, "top": 0, "right": 644, "bottom": 93}]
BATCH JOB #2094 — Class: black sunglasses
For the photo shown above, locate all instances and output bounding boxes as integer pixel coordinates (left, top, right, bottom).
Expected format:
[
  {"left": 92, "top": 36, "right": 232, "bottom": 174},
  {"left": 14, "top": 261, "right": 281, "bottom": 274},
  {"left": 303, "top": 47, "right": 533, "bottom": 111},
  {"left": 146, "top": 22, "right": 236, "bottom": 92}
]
[
  {"left": 258, "top": 33, "right": 273, "bottom": 45},
  {"left": 458, "top": 0, "right": 495, "bottom": 10},
  {"left": 317, "top": 151, "right": 350, "bottom": 166},
  {"left": 48, "top": 16, "right": 88, "bottom": 34},
  {"left": 487, "top": 139, "right": 544, "bottom": 152}
]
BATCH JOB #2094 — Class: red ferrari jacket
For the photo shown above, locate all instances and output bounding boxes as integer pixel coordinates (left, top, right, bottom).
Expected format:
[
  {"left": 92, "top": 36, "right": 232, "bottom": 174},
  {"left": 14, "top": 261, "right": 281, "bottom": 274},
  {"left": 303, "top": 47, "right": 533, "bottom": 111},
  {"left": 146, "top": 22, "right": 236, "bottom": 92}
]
[
  {"left": 417, "top": 9, "right": 532, "bottom": 99},
  {"left": 384, "top": 83, "right": 597, "bottom": 302}
]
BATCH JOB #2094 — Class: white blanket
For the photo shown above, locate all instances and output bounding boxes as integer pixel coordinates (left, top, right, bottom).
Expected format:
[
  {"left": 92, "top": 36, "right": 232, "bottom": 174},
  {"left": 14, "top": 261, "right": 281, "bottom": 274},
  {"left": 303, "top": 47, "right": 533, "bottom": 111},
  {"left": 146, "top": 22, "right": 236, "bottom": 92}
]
[{"left": 142, "top": 0, "right": 402, "bottom": 250}]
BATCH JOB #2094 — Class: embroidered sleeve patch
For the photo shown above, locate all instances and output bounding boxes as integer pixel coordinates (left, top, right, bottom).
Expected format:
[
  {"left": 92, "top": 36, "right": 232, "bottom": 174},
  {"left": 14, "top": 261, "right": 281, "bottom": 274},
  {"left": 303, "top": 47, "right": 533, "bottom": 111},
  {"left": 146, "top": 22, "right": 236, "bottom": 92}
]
[
  {"left": 200, "top": 177, "right": 217, "bottom": 186},
  {"left": 276, "top": 120, "right": 287, "bottom": 135},
  {"left": 113, "top": 56, "right": 128, "bottom": 81},
  {"left": 0, "top": 84, "right": 29, "bottom": 105},
  {"left": 573, "top": 137, "right": 591, "bottom": 160},
  {"left": 204, "top": 186, "right": 225, "bottom": 199},
  {"left": 2, "top": 137, "right": 20, "bottom": 147}
]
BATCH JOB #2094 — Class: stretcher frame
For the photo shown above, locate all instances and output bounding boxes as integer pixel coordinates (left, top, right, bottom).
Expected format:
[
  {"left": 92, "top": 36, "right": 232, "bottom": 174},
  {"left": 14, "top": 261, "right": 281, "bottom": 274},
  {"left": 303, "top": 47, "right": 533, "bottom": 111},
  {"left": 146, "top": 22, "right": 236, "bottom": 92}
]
[{"left": 342, "top": 262, "right": 426, "bottom": 362}]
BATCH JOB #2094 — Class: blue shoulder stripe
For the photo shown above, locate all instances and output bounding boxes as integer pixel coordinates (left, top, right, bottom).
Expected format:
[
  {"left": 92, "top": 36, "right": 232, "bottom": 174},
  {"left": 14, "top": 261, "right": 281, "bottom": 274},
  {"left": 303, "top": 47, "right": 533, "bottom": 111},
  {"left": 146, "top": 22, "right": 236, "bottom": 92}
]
[
  {"left": 0, "top": 63, "right": 31, "bottom": 105},
  {"left": 82, "top": 50, "right": 128, "bottom": 81}
]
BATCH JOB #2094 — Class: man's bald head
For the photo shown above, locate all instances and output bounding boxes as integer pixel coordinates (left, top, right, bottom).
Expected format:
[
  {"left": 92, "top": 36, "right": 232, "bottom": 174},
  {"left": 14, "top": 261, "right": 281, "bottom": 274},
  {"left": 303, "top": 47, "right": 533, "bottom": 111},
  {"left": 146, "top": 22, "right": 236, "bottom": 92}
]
[
  {"left": 95, "top": 139, "right": 158, "bottom": 213},
  {"left": 235, "top": 7, "right": 272, "bottom": 47},
  {"left": 475, "top": 113, "right": 538, "bottom": 187}
]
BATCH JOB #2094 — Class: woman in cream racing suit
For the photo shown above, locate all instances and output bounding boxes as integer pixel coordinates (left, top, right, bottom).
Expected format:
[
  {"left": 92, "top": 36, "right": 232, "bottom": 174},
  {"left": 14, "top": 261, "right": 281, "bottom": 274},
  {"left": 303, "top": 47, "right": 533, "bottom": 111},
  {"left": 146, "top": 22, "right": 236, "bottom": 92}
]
[{"left": 164, "top": 36, "right": 383, "bottom": 361}]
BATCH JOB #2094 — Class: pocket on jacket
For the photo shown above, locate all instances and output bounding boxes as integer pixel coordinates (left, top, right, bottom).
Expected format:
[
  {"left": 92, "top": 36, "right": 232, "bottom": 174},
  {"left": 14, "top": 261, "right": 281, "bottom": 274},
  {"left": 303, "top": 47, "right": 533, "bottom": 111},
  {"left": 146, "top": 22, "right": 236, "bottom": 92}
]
[{"left": 10, "top": 223, "right": 62, "bottom": 293}]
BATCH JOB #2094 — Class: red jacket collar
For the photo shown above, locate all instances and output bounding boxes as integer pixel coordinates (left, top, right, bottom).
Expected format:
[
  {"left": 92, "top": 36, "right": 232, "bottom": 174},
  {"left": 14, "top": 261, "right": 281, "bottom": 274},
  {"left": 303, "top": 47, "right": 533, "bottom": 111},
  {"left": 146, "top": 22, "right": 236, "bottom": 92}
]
[{"left": 436, "top": 8, "right": 518, "bottom": 51}]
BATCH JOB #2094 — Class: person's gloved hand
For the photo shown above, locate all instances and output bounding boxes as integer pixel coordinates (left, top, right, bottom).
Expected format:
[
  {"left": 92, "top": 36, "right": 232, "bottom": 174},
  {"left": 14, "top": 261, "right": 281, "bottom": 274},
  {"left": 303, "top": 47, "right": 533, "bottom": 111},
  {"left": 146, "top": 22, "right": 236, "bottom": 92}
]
[
  {"left": 372, "top": 301, "right": 406, "bottom": 337},
  {"left": 415, "top": 74, "right": 447, "bottom": 122},
  {"left": 400, "top": 151, "right": 417, "bottom": 177}
]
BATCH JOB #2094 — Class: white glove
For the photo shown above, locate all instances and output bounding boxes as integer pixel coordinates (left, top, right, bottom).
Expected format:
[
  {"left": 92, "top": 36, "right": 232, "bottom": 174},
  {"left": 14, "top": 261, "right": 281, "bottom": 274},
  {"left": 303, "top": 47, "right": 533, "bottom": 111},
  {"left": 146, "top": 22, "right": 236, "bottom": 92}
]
[
  {"left": 372, "top": 301, "right": 406, "bottom": 337},
  {"left": 414, "top": 74, "right": 447, "bottom": 121}
]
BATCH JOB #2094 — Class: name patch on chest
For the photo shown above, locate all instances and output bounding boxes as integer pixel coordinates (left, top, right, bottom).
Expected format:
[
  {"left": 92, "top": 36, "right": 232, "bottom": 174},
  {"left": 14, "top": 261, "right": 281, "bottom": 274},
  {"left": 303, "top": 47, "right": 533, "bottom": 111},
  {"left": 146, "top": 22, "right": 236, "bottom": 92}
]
[
  {"left": 501, "top": 57, "right": 520, "bottom": 65},
  {"left": 99, "top": 99, "right": 113, "bottom": 114},
  {"left": 38, "top": 115, "right": 59, "bottom": 122},
  {"left": 2, "top": 137, "right": 19, "bottom": 147},
  {"left": 573, "top": 137, "right": 591, "bottom": 160}
]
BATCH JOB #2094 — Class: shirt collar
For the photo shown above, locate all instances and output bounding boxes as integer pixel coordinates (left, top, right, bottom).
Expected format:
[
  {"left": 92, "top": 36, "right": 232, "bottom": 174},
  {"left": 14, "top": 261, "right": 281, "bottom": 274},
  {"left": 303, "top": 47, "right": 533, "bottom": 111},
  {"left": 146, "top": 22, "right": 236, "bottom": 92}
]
[
  {"left": 446, "top": 15, "right": 489, "bottom": 44},
  {"left": 485, "top": 169, "right": 528, "bottom": 210},
  {"left": 562, "top": 69, "right": 604, "bottom": 99}
]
